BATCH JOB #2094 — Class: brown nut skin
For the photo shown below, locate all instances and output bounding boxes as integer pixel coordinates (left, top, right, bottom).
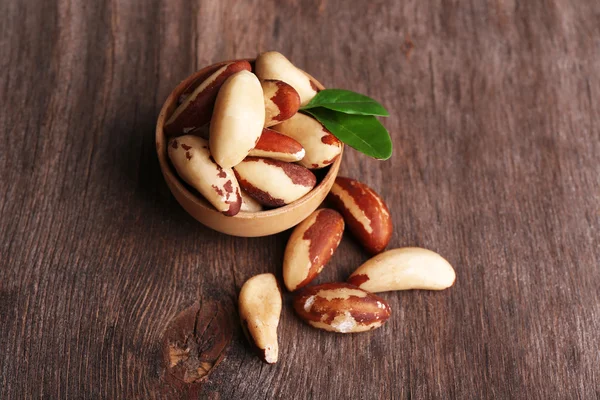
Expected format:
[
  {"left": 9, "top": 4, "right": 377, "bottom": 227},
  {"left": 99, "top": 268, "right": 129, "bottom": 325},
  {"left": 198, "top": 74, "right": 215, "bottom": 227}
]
[
  {"left": 238, "top": 273, "right": 282, "bottom": 364},
  {"left": 234, "top": 157, "right": 316, "bottom": 207},
  {"left": 177, "top": 60, "right": 248, "bottom": 105},
  {"left": 261, "top": 79, "right": 301, "bottom": 127},
  {"left": 184, "top": 126, "right": 305, "bottom": 163},
  {"left": 165, "top": 60, "right": 251, "bottom": 136},
  {"left": 272, "top": 113, "right": 341, "bottom": 169},
  {"left": 186, "top": 125, "right": 210, "bottom": 140},
  {"left": 255, "top": 51, "right": 318, "bottom": 106},
  {"left": 327, "top": 177, "right": 392, "bottom": 255},
  {"left": 283, "top": 209, "right": 345, "bottom": 292},
  {"left": 248, "top": 128, "right": 305, "bottom": 162},
  {"left": 168, "top": 136, "right": 242, "bottom": 216},
  {"left": 293, "top": 283, "right": 391, "bottom": 333}
]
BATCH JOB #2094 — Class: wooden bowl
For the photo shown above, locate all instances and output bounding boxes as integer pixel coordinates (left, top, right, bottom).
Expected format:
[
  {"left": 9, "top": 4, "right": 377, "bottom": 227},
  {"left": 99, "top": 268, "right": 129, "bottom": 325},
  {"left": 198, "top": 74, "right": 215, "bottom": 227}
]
[{"left": 156, "top": 59, "right": 342, "bottom": 237}]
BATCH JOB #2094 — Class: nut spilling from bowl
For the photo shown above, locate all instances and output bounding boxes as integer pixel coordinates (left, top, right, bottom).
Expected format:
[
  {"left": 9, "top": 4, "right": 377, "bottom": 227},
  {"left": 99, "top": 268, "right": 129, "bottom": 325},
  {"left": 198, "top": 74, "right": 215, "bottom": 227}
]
[
  {"left": 235, "top": 176, "right": 456, "bottom": 364},
  {"left": 293, "top": 283, "right": 392, "bottom": 333},
  {"left": 238, "top": 273, "right": 282, "bottom": 364},
  {"left": 283, "top": 208, "right": 344, "bottom": 292}
]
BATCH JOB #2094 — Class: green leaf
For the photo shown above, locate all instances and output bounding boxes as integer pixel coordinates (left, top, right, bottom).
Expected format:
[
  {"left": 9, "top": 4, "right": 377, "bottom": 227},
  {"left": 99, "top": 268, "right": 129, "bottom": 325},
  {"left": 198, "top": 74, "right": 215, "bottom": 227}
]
[
  {"left": 301, "top": 89, "right": 389, "bottom": 117},
  {"left": 303, "top": 108, "right": 392, "bottom": 160}
]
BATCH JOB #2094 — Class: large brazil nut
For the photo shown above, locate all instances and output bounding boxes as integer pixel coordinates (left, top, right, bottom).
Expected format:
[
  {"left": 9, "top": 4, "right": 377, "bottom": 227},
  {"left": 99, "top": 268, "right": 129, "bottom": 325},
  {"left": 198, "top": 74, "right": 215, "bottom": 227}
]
[
  {"left": 272, "top": 113, "right": 341, "bottom": 169},
  {"left": 261, "top": 79, "right": 301, "bottom": 127},
  {"left": 168, "top": 136, "right": 242, "bottom": 216},
  {"left": 165, "top": 60, "right": 251, "bottom": 136},
  {"left": 238, "top": 273, "right": 282, "bottom": 364},
  {"left": 293, "top": 283, "right": 391, "bottom": 333},
  {"left": 348, "top": 247, "right": 456, "bottom": 292},
  {"left": 209, "top": 70, "right": 265, "bottom": 168},
  {"left": 234, "top": 157, "right": 316, "bottom": 207},
  {"left": 255, "top": 51, "right": 318, "bottom": 106},
  {"left": 327, "top": 177, "right": 392, "bottom": 254},
  {"left": 283, "top": 209, "right": 345, "bottom": 292},
  {"left": 248, "top": 128, "right": 305, "bottom": 162}
]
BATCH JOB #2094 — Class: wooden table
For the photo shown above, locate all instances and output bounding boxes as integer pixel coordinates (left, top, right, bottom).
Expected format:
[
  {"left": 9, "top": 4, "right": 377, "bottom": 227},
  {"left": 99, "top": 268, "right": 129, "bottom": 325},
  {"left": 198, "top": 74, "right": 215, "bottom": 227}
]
[{"left": 1, "top": 1, "right": 599, "bottom": 398}]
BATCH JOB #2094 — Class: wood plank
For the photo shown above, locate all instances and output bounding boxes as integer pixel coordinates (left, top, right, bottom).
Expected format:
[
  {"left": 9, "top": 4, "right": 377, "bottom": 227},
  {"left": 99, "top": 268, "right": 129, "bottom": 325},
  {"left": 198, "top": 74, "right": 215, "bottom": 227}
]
[{"left": 1, "top": 0, "right": 599, "bottom": 398}]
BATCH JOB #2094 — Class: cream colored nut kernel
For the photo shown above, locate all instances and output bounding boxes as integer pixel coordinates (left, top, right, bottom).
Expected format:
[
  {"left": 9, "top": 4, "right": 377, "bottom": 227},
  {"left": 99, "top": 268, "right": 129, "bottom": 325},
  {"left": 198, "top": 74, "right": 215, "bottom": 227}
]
[
  {"left": 261, "top": 79, "right": 301, "bottom": 127},
  {"left": 272, "top": 113, "right": 341, "bottom": 169},
  {"left": 165, "top": 60, "right": 251, "bottom": 136},
  {"left": 327, "top": 177, "right": 392, "bottom": 254},
  {"left": 234, "top": 157, "right": 316, "bottom": 207},
  {"left": 209, "top": 70, "right": 265, "bottom": 168},
  {"left": 248, "top": 128, "right": 305, "bottom": 162},
  {"left": 347, "top": 247, "right": 456, "bottom": 292},
  {"left": 168, "top": 136, "right": 242, "bottom": 216},
  {"left": 293, "top": 283, "right": 391, "bottom": 333},
  {"left": 283, "top": 209, "right": 344, "bottom": 292},
  {"left": 255, "top": 51, "right": 318, "bottom": 106},
  {"left": 238, "top": 273, "right": 282, "bottom": 364},
  {"left": 240, "top": 189, "right": 263, "bottom": 212}
]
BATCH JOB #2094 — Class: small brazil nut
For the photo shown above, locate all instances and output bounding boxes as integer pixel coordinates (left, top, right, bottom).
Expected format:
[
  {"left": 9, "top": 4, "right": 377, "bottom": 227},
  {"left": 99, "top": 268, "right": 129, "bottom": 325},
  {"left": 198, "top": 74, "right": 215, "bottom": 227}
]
[
  {"left": 209, "top": 70, "right": 265, "bottom": 169},
  {"left": 248, "top": 128, "right": 305, "bottom": 162},
  {"left": 234, "top": 157, "right": 316, "bottom": 207},
  {"left": 283, "top": 209, "right": 345, "bottom": 292},
  {"left": 165, "top": 60, "right": 251, "bottom": 136},
  {"left": 168, "top": 136, "right": 242, "bottom": 216},
  {"left": 261, "top": 79, "right": 301, "bottom": 127},
  {"left": 347, "top": 247, "right": 456, "bottom": 292},
  {"left": 272, "top": 113, "right": 341, "bottom": 169},
  {"left": 240, "top": 189, "right": 263, "bottom": 212},
  {"left": 327, "top": 177, "right": 392, "bottom": 254},
  {"left": 255, "top": 51, "right": 318, "bottom": 106},
  {"left": 293, "top": 283, "right": 391, "bottom": 333},
  {"left": 238, "top": 273, "right": 282, "bottom": 364}
]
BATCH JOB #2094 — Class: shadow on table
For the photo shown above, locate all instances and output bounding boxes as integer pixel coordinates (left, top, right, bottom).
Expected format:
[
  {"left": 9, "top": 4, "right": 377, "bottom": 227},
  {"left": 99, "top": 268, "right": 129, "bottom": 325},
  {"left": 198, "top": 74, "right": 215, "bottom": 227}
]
[{"left": 101, "top": 103, "right": 290, "bottom": 273}]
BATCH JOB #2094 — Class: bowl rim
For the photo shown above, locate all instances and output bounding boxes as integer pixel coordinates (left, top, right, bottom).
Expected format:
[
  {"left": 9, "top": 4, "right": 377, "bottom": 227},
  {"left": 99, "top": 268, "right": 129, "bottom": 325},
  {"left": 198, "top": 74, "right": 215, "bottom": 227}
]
[{"left": 155, "top": 58, "right": 343, "bottom": 219}]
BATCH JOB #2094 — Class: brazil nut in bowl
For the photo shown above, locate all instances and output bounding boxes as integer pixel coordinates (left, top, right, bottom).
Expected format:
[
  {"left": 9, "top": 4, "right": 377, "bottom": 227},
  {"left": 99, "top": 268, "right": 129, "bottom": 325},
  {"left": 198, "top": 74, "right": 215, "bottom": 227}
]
[{"left": 156, "top": 55, "right": 343, "bottom": 237}]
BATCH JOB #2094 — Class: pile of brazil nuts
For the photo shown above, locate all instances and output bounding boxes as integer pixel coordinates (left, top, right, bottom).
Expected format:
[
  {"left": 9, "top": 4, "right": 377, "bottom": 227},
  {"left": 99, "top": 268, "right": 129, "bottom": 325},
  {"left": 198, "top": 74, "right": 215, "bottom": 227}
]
[
  {"left": 164, "top": 51, "right": 456, "bottom": 364},
  {"left": 239, "top": 176, "right": 456, "bottom": 364},
  {"left": 166, "top": 51, "right": 342, "bottom": 215}
]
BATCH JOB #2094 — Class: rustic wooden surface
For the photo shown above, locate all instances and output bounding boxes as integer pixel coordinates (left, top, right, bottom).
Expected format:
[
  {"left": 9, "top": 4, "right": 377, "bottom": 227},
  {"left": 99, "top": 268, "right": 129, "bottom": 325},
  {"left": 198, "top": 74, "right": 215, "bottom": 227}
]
[{"left": 1, "top": 0, "right": 599, "bottom": 398}]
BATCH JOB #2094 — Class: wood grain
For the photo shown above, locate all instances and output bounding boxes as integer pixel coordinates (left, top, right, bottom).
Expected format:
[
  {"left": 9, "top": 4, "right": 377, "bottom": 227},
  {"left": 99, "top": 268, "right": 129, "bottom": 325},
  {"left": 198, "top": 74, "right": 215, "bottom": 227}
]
[{"left": 1, "top": 0, "right": 599, "bottom": 398}]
